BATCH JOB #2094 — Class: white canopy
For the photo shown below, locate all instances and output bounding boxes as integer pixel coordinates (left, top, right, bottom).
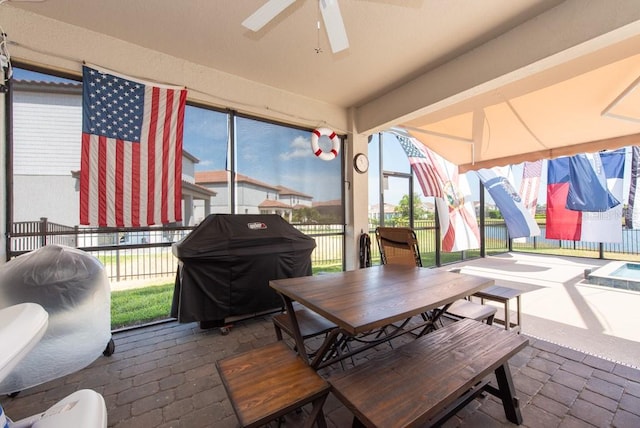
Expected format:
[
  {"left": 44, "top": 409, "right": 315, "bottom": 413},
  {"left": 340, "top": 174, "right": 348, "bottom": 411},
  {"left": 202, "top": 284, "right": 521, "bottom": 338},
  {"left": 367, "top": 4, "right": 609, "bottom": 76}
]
[{"left": 402, "top": 53, "right": 640, "bottom": 171}]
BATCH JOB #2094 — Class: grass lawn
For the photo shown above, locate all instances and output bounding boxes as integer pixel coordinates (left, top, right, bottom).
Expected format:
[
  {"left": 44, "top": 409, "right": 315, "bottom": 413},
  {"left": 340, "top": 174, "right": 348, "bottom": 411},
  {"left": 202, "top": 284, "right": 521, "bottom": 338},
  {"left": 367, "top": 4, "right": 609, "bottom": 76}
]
[
  {"left": 110, "top": 282, "right": 174, "bottom": 330},
  {"left": 110, "top": 265, "right": 345, "bottom": 330}
]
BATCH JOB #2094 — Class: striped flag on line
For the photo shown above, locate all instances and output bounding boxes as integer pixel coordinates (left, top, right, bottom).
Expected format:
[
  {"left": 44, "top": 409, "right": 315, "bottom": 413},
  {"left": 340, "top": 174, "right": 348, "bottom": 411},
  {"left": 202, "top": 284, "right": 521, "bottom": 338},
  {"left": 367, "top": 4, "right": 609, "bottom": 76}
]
[
  {"left": 519, "top": 160, "right": 542, "bottom": 217},
  {"left": 394, "top": 130, "right": 444, "bottom": 198}
]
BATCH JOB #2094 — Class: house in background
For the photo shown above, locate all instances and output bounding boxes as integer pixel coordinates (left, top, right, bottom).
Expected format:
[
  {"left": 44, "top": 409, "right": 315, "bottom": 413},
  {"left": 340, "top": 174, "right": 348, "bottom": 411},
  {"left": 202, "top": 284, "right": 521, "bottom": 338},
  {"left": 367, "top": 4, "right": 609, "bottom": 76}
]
[
  {"left": 194, "top": 170, "right": 314, "bottom": 223},
  {"left": 12, "top": 80, "right": 214, "bottom": 229},
  {"left": 369, "top": 203, "right": 397, "bottom": 222},
  {"left": 421, "top": 201, "right": 435, "bottom": 214},
  {"left": 13, "top": 80, "right": 83, "bottom": 227},
  {"left": 313, "top": 199, "right": 342, "bottom": 221},
  {"left": 275, "top": 185, "right": 313, "bottom": 209}
]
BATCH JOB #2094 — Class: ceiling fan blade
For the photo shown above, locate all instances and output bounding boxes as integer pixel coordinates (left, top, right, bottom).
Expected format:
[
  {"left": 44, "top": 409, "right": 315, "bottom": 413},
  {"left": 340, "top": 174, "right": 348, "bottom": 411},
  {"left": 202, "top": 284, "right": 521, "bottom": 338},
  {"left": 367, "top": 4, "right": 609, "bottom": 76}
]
[
  {"left": 242, "top": 0, "right": 297, "bottom": 32},
  {"left": 319, "top": 0, "right": 349, "bottom": 53}
]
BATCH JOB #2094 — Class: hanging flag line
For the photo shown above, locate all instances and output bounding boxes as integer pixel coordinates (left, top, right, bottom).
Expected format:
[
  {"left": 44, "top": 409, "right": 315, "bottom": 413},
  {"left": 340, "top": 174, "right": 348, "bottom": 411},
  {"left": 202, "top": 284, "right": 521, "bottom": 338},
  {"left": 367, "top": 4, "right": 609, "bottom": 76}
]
[{"left": 389, "top": 129, "right": 640, "bottom": 242}]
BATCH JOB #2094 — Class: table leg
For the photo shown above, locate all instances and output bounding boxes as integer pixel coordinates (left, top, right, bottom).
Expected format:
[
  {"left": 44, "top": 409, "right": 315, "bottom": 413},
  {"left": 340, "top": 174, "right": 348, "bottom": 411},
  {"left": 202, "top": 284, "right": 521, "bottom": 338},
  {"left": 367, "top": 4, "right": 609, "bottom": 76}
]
[
  {"left": 282, "top": 296, "right": 310, "bottom": 365},
  {"left": 495, "top": 363, "right": 523, "bottom": 425},
  {"left": 311, "top": 328, "right": 351, "bottom": 369},
  {"left": 303, "top": 394, "right": 328, "bottom": 428}
]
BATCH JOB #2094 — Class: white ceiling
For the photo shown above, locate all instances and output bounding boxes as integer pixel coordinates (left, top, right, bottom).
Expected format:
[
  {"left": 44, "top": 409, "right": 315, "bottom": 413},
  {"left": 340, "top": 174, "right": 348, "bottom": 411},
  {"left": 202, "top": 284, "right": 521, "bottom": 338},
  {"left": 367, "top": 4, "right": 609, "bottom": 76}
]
[
  {"left": 7, "top": 0, "right": 564, "bottom": 108},
  {"left": 8, "top": 0, "right": 640, "bottom": 168}
]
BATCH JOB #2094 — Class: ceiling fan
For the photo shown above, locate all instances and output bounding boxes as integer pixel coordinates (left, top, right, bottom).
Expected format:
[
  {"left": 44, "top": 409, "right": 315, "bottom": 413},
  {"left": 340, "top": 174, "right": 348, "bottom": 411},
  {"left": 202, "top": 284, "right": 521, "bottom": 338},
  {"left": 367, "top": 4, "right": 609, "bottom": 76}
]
[{"left": 242, "top": 0, "right": 349, "bottom": 54}]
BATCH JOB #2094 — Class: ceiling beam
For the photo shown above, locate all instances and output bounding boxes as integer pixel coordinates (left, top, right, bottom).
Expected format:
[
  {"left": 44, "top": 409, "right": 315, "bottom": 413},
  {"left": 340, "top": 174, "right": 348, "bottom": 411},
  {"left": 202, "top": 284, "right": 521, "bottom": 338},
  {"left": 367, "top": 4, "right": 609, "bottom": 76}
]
[{"left": 355, "top": 0, "right": 640, "bottom": 134}]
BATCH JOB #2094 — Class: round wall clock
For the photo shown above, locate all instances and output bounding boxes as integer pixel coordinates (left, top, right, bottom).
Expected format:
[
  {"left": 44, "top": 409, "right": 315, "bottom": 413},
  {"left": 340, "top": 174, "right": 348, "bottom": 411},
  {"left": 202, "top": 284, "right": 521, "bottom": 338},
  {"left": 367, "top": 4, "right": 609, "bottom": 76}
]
[{"left": 354, "top": 153, "right": 369, "bottom": 173}]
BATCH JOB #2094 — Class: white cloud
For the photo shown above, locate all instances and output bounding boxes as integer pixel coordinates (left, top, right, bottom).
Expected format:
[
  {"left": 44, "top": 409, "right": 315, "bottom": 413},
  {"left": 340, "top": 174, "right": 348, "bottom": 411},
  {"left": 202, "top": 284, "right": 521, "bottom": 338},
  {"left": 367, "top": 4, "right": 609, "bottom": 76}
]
[{"left": 280, "top": 136, "right": 312, "bottom": 161}]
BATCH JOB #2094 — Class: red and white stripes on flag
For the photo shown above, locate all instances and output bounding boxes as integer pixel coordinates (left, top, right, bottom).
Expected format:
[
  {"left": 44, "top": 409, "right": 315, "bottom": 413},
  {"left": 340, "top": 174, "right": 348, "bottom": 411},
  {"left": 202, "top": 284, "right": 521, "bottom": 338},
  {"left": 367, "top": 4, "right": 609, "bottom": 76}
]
[
  {"left": 80, "top": 66, "right": 187, "bottom": 227},
  {"left": 393, "top": 130, "right": 444, "bottom": 198},
  {"left": 394, "top": 129, "right": 480, "bottom": 252},
  {"left": 518, "top": 160, "right": 542, "bottom": 217}
]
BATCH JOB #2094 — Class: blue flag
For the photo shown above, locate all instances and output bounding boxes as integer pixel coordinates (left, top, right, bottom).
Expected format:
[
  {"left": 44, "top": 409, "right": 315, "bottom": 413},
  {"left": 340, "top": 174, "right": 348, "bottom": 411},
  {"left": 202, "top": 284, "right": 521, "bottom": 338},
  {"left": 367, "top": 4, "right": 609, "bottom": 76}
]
[
  {"left": 626, "top": 146, "right": 640, "bottom": 229},
  {"left": 546, "top": 149, "right": 625, "bottom": 242},
  {"left": 566, "top": 153, "right": 620, "bottom": 212},
  {"left": 476, "top": 167, "right": 541, "bottom": 239}
]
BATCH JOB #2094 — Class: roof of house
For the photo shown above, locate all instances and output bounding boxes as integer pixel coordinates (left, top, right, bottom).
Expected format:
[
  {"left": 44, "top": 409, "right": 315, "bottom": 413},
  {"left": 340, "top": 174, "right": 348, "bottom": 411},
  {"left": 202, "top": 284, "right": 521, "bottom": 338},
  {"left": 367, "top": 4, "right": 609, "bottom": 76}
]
[
  {"left": 312, "top": 199, "right": 341, "bottom": 208},
  {"left": 12, "top": 79, "right": 82, "bottom": 94},
  {"left": 275, "top": 185, "right": 312, "bottom": 199},
  {"left": 258, "top": 199, "right": 292, "bottom": 209},
  {"left": 369, "top": 203, "right": 397, "bottom": 214},
  {"left": 182, "top": 181, "right": 216, "bottom": 197},
  {"left": 195, "top": 170, "right": 280, "bottom": 191}
]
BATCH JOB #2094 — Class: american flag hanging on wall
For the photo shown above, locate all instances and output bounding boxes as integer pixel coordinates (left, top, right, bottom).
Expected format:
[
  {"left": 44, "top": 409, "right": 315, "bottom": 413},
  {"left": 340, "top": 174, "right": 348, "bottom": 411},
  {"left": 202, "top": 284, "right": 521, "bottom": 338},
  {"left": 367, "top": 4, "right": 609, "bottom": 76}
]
[{"left": 80, "top": 65, "right": 187, "bottom": 227}]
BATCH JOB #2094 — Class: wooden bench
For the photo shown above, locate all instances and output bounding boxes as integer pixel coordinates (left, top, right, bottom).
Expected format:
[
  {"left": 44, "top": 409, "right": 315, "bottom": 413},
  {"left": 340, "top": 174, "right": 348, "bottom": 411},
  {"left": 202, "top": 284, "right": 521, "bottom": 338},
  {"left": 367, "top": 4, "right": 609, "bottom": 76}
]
[
  {"left": 444, "top": 299, "right": 497, "bottom": 325},
  {"left": 216, "top": 341, "right": 330, "bottom": 428},
  {"left": 448, "top": 269, "right": 521, "bottom": 331},
  {"left": 328, "top": 318, "right": 528, "bottom": 428},
  {"left": 473, "top": 285, "right": 523, "bottom": 332}
]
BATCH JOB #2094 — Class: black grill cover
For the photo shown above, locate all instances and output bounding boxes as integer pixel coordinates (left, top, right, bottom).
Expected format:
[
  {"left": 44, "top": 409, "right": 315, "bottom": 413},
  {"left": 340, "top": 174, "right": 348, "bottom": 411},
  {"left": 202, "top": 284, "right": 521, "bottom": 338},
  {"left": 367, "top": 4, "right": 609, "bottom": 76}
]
[{"left": 171, "top": 214, "right": 316, "bottom": 325}]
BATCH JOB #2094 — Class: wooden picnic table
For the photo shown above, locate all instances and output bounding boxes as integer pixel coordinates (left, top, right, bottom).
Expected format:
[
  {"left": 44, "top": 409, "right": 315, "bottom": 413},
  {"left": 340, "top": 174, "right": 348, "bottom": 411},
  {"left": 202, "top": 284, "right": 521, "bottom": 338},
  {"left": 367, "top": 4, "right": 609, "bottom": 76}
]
[{"left": 269, "top": 265, "right": 494, "bottom": 368}]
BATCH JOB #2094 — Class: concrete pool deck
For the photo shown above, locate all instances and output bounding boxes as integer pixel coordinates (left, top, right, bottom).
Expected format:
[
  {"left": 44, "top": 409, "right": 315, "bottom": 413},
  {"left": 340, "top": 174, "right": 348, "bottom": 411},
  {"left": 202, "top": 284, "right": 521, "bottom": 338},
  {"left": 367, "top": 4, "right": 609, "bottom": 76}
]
[{"left": 445, "top": 252, "right": 640, "bottom": 369}]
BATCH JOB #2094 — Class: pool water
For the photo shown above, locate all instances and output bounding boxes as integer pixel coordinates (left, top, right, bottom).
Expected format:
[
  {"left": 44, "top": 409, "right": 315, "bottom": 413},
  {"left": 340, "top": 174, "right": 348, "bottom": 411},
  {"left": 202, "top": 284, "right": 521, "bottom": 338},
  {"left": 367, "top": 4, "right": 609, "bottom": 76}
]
[{"left": 611, "top": 263, "right": 640, "bottom": 280}]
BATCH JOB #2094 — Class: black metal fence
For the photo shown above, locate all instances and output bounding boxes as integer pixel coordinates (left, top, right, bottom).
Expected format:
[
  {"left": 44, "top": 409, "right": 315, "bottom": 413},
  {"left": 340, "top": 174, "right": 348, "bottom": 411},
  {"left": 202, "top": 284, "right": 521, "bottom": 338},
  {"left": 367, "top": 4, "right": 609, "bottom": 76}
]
[
  {"left": 11, "top": 218, "right": 77, "bottom": 253},
  {"left": 8, "top": 219, "right": 345, "bottom": 282},
  {"left": 8, "top": 217, "right": 640, "bottom": 283}
]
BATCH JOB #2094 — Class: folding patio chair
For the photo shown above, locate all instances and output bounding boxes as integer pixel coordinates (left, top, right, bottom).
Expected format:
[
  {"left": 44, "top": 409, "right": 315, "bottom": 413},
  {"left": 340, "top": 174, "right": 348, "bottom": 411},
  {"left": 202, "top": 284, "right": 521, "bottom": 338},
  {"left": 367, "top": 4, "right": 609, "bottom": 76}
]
[{"left": 375, "top": 227, "right": 496, "bottom": 325}]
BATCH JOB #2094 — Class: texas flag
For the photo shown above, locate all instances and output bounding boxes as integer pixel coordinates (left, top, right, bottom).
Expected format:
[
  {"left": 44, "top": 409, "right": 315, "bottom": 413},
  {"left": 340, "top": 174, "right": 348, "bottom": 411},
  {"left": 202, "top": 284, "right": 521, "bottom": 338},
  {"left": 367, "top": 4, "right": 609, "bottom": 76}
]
[{"left": 546, "top": 149, "right": 625, "bottom": 242}]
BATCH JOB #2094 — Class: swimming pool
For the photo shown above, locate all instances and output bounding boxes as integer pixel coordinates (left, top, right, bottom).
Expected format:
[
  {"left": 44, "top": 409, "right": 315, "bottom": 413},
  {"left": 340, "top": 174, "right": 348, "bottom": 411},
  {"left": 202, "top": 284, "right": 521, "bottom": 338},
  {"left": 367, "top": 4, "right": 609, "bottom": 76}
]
[{"left": 587, "top": 261, "right": 640, "bottom": 292}]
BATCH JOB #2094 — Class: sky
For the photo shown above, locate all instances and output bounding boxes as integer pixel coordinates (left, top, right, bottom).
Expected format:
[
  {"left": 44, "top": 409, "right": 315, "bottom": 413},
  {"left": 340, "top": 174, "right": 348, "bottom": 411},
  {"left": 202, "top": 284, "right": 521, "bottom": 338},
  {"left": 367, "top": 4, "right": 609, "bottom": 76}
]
[{"left": 182, "top": 107, "right": 343, "bottom": 202}]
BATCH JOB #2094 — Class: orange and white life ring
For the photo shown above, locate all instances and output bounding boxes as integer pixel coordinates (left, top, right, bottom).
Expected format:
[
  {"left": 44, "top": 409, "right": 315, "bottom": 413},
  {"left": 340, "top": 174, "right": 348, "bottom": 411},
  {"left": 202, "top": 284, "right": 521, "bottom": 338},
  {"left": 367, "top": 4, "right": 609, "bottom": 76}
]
[{"left": 311, "top": 127, "right": 340, "bottom": 161}]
